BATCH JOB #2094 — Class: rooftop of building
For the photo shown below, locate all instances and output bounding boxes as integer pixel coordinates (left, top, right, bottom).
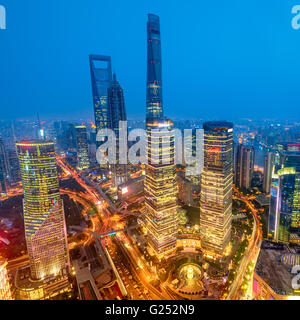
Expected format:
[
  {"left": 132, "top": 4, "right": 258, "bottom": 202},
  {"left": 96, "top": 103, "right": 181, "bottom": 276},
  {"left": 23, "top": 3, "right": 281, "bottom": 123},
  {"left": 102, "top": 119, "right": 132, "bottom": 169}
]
[
  {"left": 148, "top": 13, "right": 160, "bottom": 23},
  {"left": 281, "top": 150, "right": 300, "bottom": 156},
  {"left": 16, "top": 139, "right": 54, "bottom": 146},
  {"left": 203, "top": 121, "right": 233, "bottom": 131},
  {"left": 254, "top": 194, "right": 270, "bottom": 207}
]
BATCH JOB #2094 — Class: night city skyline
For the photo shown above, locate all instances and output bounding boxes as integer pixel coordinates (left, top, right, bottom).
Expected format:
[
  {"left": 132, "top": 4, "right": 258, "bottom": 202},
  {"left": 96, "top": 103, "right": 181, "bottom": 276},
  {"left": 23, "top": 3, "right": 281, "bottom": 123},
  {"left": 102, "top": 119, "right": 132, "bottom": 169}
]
[
  {"left": 1, "top": 0, "right": 300, "bottom": 309},
  {"left": 1, "top": 0, "right": 300, "bottom": 121}
]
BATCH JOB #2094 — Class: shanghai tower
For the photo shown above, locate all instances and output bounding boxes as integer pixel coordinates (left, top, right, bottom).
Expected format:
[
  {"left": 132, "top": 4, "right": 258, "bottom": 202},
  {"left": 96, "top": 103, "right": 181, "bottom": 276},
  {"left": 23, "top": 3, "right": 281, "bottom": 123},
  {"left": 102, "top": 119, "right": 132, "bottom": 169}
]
[
  {"left": 144, "top": 14, "right": 178, "bottom": 259},
  {"left": 146, "top": 14, "right": 163, "bottom": 121}
]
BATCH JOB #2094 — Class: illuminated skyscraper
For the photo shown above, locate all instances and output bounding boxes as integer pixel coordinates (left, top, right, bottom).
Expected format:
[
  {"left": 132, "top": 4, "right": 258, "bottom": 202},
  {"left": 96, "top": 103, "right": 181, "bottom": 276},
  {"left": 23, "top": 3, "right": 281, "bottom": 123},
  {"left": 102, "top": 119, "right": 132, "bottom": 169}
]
[
  {"left": 16, "top": 141, "right": 69, "bottom": 280},
  {"left": 0, "top": 259, "right": 12, "bottom": 300},
  {"left": 268, "top": 151, "right": 300, "bottom": 243},
  {"left": 200, "top": 121, "right": 233, "bottom": 258},
  {"left": 75, "top": 126, "right": 90, "bottom": 171},
  {"left": 108, "top": 73, "right": 128, "bottom": 187},
  {"left": 145, "top": 119, "right": 178, "bottom": 258},
  {"left": 267, "top": 152, "right": 281, "bottom": 239},
  {"left": 144, "top": 14, "right": 178, "bottom": 259},
  {"left": 89, "top": 55, "right": 112, "bottom": 133},
  {"left": 234, "top": 144, "right": 254, "bottom": 190}
]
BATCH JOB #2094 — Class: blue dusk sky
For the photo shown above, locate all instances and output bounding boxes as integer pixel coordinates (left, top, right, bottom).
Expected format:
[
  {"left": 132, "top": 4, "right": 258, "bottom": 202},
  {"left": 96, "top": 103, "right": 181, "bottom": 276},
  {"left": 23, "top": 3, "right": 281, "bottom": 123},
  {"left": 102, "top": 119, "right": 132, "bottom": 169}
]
[{"left": 0, "top": 0, "right": 300, "bottom": 121}]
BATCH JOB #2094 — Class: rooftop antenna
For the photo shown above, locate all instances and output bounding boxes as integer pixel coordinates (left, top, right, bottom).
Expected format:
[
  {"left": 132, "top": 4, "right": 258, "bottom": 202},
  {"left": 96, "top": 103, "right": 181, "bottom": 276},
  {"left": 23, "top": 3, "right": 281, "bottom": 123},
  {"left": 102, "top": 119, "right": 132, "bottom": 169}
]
[{"left": 36, "top": 113, "right": 45, "bottom": 140}]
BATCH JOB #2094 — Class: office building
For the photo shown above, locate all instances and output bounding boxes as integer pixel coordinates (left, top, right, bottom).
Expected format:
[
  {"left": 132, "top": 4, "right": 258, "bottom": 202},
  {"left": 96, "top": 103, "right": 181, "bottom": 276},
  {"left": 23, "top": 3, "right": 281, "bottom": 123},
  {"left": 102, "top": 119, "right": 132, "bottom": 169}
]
[
  {"left": 185, "top": 126, "right": 204, "bottom": 186},
  {"left": 268, "top": 151, "right": 300, "bottom": 243},
  {"left": 75, "top": 126, "right": 90, "bottom": 171},
  {"left": 89, "top": 55, "right": 112, "bottom": 133},
  {"left": 108, "top": 73, "right": 128, "bottom": 187},
  {"left": 16, "top": 140, "right": 70, "bottom": 280},
  {"left": 263, "top": 152, "right": 276, "bottom": 194},
  {"left": 200, "top": 121, "right": 233, "bottom": 258},
  {"left": 235, "top": 144, "right": 254, "bottom": 190}
]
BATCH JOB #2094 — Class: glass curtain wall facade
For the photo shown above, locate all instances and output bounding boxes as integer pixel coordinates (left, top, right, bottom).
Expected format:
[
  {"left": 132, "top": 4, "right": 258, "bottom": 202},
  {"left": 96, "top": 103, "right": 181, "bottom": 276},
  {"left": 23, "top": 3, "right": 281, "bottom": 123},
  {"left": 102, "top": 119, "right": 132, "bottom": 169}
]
[
  {"left": 16, "top": 141, "right": 70, "bottom": 280},
  {"left": 146, "top": 14, "right": 163, "bottom": 121},
  {"left": 144, "top": 119, "right": 178, "bottom": 258},
  {"left": 89, "top": 55, "right": 112, "bottom": 133},
  {"left": 269, "top": 152, "right": 300, "bottom": 243},
  {"left": 200, "top": 122, "right": 233, "bottom": 258}
]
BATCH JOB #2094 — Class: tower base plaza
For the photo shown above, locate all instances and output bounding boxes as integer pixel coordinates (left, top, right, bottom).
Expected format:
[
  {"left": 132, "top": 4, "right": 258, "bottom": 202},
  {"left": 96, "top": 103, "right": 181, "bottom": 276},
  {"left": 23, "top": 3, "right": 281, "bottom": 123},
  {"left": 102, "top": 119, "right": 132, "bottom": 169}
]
[
  {"left": 137, "top": 219, "right": 246, "bottom": 299},
  {"left": 15, "top": 265, "right": 72, "bottom": 300}
]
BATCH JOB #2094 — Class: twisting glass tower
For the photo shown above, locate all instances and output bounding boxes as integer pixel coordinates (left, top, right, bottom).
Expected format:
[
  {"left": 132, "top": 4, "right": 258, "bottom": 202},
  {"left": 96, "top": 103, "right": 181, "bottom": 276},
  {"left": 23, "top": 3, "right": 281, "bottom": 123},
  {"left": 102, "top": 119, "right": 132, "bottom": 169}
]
[
  {"left": 200, "top": 122, "right": 233, "bottom": 259},
  {"left": 144, "top": 14, "right": 178, "bottom": 259},
  {"left": 16, "top": 141, "right": 69, "bottom": 280}
]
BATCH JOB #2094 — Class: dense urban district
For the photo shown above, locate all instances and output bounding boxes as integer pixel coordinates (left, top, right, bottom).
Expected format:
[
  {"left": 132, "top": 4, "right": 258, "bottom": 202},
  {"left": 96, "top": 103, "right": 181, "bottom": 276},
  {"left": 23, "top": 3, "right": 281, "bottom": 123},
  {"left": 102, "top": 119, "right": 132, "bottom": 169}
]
[{"left": 0, "top": 14, "right": 300, "bottom": 301}]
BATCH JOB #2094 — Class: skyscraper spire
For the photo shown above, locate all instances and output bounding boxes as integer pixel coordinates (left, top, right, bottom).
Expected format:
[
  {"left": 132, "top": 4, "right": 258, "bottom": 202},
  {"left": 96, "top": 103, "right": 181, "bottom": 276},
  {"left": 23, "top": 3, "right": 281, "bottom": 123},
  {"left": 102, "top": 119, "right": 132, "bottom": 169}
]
[
  {"left": 146, "top": 14, "right": 163, "bottom": 121},
  {"left": 36, "top": 113, "right": 44, "bottom": 140}
]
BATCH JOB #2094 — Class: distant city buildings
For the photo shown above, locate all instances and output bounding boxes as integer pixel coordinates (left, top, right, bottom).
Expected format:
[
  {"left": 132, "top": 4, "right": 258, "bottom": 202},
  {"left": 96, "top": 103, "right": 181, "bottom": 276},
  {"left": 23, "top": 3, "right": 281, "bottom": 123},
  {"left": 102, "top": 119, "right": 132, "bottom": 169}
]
[
  {"left": 0, "top": 10, "right": 300, "bottom": 302},
  {"left": 54, "top": 122, "right": 77, "bottom": 151},
  {"left": 0, "top": 259, "right": 12, "bottom": 300},
  {"left": 144, "top": 14, "right": 178, "bottom": 259},
  {"left": 16, "top": 140, "right": 70, "bottom": 280},
  {"left": 234, "top": 144, "right": 254, "bottom": 190},
  {"left": 75, "top": 126, "right": 90, "bottom": 171},
  {"left": 200, "top": 121, "right": 233, "bottom": 259}
]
